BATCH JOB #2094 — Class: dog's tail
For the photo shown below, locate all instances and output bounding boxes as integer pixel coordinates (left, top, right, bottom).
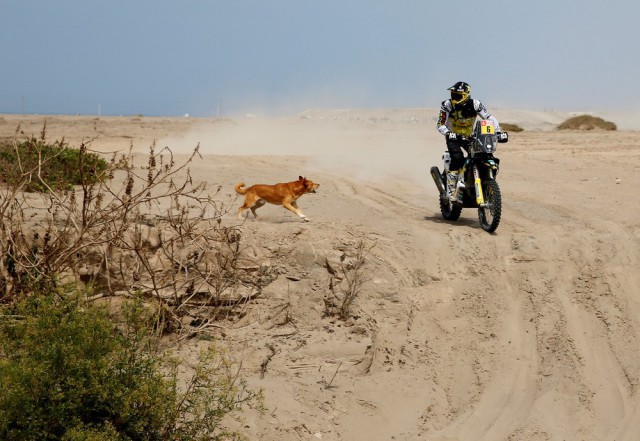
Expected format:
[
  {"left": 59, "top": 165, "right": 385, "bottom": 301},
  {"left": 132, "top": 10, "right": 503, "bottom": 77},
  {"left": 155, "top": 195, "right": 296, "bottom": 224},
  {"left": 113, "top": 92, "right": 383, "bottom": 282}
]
[{"left": 234, "top": 182, "right": 248, "bottom": 195}]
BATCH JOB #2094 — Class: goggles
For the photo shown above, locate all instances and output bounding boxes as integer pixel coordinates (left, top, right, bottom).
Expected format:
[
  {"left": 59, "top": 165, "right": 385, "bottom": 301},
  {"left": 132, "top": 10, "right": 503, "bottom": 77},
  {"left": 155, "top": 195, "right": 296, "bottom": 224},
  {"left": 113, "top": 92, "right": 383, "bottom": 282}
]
[{"left": 451, "top": 92, "right": 466, "bottom": 102}]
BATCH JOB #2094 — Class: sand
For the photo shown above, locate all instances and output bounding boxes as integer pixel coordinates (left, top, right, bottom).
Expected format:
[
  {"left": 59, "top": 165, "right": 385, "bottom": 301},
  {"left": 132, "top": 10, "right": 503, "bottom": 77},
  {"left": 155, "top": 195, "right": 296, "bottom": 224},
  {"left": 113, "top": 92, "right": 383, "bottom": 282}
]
[{"left": 1, "top": 109, "right": 639, "bottom": 441}]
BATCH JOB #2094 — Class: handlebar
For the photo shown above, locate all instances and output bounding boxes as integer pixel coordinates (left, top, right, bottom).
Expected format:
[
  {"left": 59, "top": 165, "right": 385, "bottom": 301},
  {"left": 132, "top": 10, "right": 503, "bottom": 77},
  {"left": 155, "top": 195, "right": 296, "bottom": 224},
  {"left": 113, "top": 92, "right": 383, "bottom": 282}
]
[{"left": 459, "top": 131, "right": 507, "bottom": 143}]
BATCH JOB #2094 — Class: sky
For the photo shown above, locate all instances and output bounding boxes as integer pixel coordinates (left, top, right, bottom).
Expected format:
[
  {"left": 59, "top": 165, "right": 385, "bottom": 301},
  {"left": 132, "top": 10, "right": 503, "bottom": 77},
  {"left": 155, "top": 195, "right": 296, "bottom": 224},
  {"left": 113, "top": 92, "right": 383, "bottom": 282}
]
[{"left": 1, "top": 0, "right": 638, "bottom": 117}]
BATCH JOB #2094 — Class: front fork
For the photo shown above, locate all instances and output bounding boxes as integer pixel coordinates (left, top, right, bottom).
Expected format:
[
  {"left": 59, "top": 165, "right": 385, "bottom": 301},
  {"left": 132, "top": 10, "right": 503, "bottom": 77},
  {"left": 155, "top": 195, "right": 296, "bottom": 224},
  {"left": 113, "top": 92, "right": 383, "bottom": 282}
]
[
  {"left": 473, "top": 165, "right": 486, "bottom": 206},
  {"left": 458, "top": 161, "right": 486, "bottom": 206}
]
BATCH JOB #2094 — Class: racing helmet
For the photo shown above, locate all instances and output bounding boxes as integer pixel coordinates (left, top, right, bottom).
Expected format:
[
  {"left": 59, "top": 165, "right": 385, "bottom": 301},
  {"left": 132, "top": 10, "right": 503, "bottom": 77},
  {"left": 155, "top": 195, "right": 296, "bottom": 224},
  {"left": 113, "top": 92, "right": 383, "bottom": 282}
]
[{"left": 448, "top": 81, "right": 471, "bottom": 107}]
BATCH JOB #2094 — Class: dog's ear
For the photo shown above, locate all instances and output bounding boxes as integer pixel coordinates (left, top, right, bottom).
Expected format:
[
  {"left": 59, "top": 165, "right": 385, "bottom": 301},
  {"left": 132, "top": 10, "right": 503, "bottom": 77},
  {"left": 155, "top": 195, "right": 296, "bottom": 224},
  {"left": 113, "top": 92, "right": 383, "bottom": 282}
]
[{"left": 299, "top": 176, "right": 304, "bottom": 181}]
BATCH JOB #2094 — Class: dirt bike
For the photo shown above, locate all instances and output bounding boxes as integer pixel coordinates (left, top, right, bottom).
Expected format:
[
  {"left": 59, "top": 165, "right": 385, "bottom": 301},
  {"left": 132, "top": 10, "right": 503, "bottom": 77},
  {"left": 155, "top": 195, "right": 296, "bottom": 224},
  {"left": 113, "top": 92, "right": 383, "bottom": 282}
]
[{"left": 430, "top": 120, "right": 508, "bottom": 233}]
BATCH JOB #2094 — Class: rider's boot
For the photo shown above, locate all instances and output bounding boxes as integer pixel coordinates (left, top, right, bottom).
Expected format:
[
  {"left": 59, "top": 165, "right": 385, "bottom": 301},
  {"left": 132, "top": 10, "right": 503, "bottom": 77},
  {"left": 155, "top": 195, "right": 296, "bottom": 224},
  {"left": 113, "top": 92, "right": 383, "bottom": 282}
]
[
  {"left": 456, "top": 171, "right": 465, "bottom": 190},
  {"left": 446, "top": 171, "right": 459, "bottom": 202},
  {"left": 456, "top": 171, "right": 465, "bottom": 203}
]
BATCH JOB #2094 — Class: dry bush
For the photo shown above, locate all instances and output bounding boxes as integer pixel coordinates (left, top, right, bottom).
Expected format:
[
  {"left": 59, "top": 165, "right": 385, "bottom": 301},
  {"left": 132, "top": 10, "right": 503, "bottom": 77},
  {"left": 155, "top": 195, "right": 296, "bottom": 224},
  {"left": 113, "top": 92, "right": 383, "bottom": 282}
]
[
  {"left": 324, "top": 239, "right": 374, "bottom": 320},
  {"left": 500, "top": 122, "right": 524, "bottom": 132},
  {"left": 557, "top": 115, "right": 617, "bottom": 131},
  {"left": 0, "top": 128, "right": 268, "bottom": 336}
]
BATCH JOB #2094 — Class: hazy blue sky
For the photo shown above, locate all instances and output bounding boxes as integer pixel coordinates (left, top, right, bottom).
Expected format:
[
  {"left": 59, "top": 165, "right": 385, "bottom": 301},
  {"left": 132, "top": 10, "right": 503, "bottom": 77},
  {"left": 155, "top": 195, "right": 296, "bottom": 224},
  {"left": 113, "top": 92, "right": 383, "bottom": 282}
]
[{"left": 1, "top": 0, "right": 638, "bottom": 116}]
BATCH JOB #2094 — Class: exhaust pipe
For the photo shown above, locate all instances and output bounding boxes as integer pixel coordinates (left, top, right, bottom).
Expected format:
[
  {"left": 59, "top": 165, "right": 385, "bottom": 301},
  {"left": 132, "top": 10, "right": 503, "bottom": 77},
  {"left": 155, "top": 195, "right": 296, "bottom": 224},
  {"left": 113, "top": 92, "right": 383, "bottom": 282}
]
[{"left": 430, "top": 166, "right": 445, "bottom": 195}]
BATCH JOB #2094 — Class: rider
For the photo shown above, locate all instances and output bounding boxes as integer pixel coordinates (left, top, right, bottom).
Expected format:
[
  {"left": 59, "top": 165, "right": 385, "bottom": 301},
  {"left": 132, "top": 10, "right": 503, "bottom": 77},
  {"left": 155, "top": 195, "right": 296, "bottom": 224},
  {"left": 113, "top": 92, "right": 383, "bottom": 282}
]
[{"left": 436, "top": 81, "right": 507, "bottom": 202}]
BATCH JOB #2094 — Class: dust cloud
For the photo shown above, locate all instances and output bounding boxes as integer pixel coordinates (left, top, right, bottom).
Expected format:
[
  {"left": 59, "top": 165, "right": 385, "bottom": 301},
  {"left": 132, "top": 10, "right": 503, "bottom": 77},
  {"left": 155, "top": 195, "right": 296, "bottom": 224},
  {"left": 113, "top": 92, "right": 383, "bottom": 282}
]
[{"left": 158, "top": 109, "right": 445, "bottom": 190}]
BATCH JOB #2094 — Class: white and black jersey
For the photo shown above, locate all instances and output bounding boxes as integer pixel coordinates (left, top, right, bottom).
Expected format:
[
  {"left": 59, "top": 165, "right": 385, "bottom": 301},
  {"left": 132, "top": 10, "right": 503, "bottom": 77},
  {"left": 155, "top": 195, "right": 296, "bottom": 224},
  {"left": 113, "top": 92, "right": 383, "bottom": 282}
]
[{"left": 436, "top": 99, "right": 499, "bottom": 138}]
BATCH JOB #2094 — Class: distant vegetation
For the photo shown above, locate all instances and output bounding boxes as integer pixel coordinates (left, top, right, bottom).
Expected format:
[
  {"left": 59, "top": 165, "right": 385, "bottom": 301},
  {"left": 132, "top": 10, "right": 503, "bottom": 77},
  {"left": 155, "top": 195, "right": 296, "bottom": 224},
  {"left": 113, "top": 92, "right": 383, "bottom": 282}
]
[
  {"left": 557, "top": 115, "right": 617, "bottom": 131},
  {"left": 500, "top": 123, "right": 524, "bottom": 132},
  {"left": 0, "top": 127, "right": 108, "bottom": 192}
]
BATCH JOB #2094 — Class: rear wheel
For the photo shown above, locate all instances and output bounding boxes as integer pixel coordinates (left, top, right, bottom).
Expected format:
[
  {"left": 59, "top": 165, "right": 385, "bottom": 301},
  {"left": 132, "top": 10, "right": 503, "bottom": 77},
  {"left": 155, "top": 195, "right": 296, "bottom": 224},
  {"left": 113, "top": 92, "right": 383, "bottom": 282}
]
[{"left": 478, "top": 180, "right": 501, "bottom": 232}]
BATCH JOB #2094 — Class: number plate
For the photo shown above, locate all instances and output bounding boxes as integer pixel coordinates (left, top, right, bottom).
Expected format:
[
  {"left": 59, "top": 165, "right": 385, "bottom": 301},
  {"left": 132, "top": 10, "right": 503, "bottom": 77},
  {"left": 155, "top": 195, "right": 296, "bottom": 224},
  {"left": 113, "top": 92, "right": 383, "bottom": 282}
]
[{"left": 481, "top": 120, "right": 496, "bottom": 134}]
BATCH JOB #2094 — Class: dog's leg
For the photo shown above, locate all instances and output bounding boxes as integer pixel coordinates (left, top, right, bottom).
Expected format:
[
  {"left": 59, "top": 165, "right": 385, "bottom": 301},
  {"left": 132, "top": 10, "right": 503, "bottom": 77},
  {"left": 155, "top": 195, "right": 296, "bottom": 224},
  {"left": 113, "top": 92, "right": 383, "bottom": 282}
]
[
  {"left": 283, "top": 202, "right": 309, "bottom": 222},
  {"left": 290, "top": 201, "right": 310, "bottom": 221},
  {"left": 238, "top": 197, "right": 256, "bottom": 220},
  {"left": 250, "top": 199, "right": 266, "bottom": 218}
]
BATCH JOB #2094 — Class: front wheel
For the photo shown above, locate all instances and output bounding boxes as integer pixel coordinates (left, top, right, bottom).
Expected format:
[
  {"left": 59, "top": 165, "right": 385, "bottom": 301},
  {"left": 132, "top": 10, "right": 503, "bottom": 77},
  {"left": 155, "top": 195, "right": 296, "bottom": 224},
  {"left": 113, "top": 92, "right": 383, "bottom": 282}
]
[{"left": 478, "top": 180, "right": 502, "bottom": 233}]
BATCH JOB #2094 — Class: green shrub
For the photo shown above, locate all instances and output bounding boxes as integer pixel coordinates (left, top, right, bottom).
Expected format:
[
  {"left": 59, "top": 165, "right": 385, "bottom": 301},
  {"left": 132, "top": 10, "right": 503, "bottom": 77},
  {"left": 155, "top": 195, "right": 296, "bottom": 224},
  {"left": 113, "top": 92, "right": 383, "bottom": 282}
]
[
  {"left": 0, "top": 293, "right": 263, "bottom": 441},
  {"left": 0, "top": 136, "right": 108, "bottom": 192}
]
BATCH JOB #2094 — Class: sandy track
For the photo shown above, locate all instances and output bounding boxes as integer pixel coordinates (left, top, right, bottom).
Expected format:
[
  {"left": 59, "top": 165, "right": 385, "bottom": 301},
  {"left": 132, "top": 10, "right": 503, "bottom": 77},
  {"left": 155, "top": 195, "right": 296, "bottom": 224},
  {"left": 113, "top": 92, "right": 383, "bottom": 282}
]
[{"left": 215, "top": 129, "right": 640, "bottom": 440}]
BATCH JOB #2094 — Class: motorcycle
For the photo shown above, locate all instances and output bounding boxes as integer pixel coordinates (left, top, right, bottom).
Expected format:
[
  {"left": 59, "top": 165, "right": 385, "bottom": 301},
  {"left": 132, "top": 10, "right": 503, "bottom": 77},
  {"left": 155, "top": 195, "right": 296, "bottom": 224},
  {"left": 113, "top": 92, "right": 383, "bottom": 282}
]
[{"left": 430, "top": 120, "right": 508, "bottom": 233}]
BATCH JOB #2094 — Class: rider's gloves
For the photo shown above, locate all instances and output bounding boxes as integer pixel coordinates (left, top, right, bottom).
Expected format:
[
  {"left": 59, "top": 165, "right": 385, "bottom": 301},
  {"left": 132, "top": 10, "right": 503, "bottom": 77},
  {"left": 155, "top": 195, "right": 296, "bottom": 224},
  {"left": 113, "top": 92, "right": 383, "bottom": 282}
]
[
  {"left": 446, "top": 131, "right": 458, "bottom": 141},
  {"left": 497, "top": 131, "right": 509, "bottom": 143}
]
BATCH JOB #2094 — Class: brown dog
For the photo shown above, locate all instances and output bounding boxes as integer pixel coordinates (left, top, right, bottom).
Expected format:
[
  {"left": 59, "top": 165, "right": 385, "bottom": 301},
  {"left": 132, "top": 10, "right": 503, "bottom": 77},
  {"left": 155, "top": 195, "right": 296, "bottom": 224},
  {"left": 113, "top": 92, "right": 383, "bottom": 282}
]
[{"left": 235, "top": 176, "right": 319, "bottom": 222}]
